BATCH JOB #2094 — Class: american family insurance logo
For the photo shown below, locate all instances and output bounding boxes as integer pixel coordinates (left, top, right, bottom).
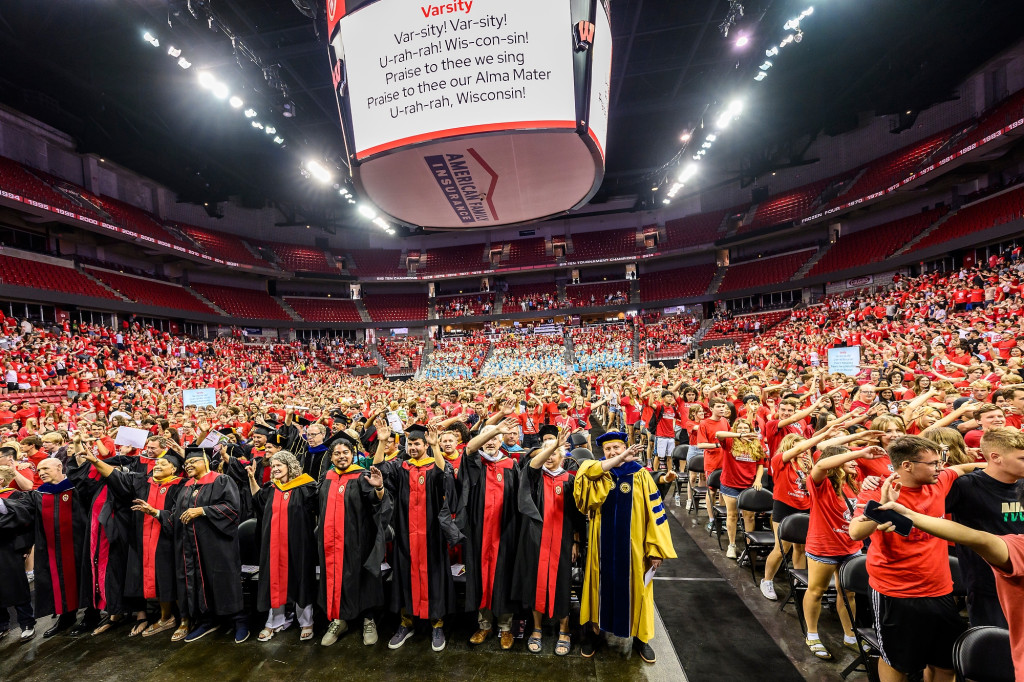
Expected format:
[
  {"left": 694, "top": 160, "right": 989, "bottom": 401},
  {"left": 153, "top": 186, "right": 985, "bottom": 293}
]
[{"left": 424, "top": 149, "right": 499, "bottom": 224}]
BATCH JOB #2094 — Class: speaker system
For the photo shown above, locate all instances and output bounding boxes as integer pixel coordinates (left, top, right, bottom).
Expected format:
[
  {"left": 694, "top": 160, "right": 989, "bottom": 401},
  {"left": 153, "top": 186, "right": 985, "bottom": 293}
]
[
  {"left": 751, "top": 186, "right": 770, "bottom": 203},
  {"left": 314, "top": 237, "right": 329, "bottom": 249}
]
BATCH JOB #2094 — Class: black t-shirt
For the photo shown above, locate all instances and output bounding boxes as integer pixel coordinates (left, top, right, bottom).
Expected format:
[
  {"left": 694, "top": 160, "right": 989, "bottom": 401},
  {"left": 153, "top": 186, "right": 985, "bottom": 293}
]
[{"left": 946, "top": 470, "right": 1024, "bottom": 596}]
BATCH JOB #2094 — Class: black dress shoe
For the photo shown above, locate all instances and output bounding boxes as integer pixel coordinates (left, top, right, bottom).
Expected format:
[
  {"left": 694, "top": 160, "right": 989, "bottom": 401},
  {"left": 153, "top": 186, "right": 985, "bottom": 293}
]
[
  {"left": 68, "top": 621, "right": 98, "bottom": 637},
  {"left": 633, "top": 637, "right": 656, "bottom": 664},
  {"left": 44, "top": 620, "right": 72, "bottom": 638}
]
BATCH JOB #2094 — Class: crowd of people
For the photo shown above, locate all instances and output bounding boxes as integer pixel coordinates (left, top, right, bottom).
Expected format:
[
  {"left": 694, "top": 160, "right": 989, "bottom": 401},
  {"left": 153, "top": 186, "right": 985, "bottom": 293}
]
[
  {"left": 568, "top": 326, "right": 634, "bottom": 372},
  {"left": 435, "top": 294, "right": 495, "bottom": 319},
  {"left": 0, "top": 250, "right": 1021, "bottom": 679}
]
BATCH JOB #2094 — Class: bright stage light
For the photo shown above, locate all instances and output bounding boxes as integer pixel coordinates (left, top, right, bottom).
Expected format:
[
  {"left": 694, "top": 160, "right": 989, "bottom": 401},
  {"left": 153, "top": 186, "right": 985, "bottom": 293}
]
[
  {"left": 143, "top": 32, "right": 159, "bottom": 47},
  {"left": 735, "top": 35, "right": 749, "bottom": 47},
  {"left": 177, "top": 57, "right": 191, "bottom": 69},
  {"left": 244, "top": 108, "right": 257, "bottom": 118},
  {"left": 197, "top": 72, "right": 216, "bottom": 89},
  {"left": 273, "top": 137, "right": 284, "bottom": 145},
  {"left": 358, "top": 204, "right": 377, "bottom": 219},
  {"left": 211, "top": 82, "right": 229, "bottom": 99},
  {"left": 229, "top": 96, "right": 243, "bottom": 108},
  {"left": 167, "top": 46, "right": 181, "bottom": 58},
  {"left": 678, "top": 164, "right": 698, "bottom": 183},
  {"left": 307, "top": 160, "right": 333, "bottom": 183}
]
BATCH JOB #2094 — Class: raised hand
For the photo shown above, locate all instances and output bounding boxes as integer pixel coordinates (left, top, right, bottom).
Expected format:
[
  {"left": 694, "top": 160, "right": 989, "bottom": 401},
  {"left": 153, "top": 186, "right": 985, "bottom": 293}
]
[
  {"left": 131, "top": 498, "right": 158, "bottom": 516},
  {"left": 245, "top": 462, "right": 257, "bottom": 480},
  {"left": 367, "top": 465, "right": 383, "bottom": 489},
  {"left": 498, "top": 417, "right": 519, "bottom": 434}
]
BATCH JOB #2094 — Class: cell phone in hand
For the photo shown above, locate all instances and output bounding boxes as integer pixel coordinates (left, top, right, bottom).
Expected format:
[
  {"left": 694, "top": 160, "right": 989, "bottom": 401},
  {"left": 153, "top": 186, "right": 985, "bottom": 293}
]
[{"left": 863, "top": 499, "right": 913, "bottom": 537}]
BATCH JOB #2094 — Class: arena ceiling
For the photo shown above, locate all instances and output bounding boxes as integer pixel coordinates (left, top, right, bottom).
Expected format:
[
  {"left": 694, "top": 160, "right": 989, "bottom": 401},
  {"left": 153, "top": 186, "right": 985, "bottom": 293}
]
[{"left": 0, "top": 0, "right": 1020, "bottom": 231}]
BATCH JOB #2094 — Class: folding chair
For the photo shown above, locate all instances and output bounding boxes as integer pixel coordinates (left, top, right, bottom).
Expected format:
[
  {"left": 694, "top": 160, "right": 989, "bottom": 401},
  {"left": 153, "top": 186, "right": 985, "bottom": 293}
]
[
  {"left": 953, "top": 626, "right": 1013, "bottom": 682},
  {"left": 734, "top": 488, "right": 775, "bottom": 582},
  {"left": 706, "top": 469, "right": 727, "bottom": 547},
  {"left": 776, "top": 513, "right": 810, "bottom": 632},
  {"left": 685, "top": 453, "right": 706, "bottom": 516},
  {"left": 838, "top": 555, "right": 879, "bottom": 681}
]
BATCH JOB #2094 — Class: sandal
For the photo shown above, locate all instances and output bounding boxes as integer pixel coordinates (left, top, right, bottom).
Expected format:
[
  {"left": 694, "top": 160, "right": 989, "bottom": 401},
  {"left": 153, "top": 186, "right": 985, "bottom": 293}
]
[
  {"left": 171, "top": 623, "right": 190, "bottom": 642},
  {"left": 806, "top": 638, "right": 833, "bottom": 660},
  {"left": 258, "top": 628, "right": 276, "bottom": 642},
  {"left": 92, "top": 615, "right": 122, "bottom": 636},
  {"left": 143, "top": 619, "right": 177, "bottom": 638},
  {"left": 129, "top": 620, "right": 149, "bottom": 637},
  {"left": 555, "top": 631, "right": 571, "bottom": 657},
  {"left": 300, "top": 626, "right": 314, "bottom": 642},
  {"left": 527, "top": 628, "right": 542, "bottom": 654}
]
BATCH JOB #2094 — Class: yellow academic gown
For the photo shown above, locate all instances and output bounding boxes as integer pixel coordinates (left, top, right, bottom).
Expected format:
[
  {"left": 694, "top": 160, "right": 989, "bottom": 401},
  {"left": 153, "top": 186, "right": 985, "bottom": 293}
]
[{"left": 574, "top": 458, "right": 676, "bottom": 642}]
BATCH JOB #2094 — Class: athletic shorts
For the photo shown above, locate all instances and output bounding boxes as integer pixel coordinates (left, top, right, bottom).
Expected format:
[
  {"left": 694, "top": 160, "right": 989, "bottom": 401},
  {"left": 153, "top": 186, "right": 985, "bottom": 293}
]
[
  {"left": 686, "top": 447, "right": 702, "bottom": 466},
  {"left": 772, "top": 500, "right": 807, "bottom": 524},
  {"left": 805, "top": 551, "right": 861, "bottom": 566},
  {"left": 654, "top": 436, "right": 675, "bottom": 461},
  {"left": 871, "top": 591, "right": 966, "bottom": 674}
]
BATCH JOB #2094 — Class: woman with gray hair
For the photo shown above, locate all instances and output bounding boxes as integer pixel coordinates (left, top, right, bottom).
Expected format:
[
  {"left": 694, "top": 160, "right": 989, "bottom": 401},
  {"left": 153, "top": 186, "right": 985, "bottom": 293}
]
[{"left": 247, "top": 450, "right": 319, "bottom": 642}]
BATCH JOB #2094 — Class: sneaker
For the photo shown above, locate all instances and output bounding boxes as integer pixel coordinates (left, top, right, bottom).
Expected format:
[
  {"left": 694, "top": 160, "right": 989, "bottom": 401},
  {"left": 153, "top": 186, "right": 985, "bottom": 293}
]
[
  {"left": 234, "top": 625, "right": 250, "bottom": 644},
  {"left": 673, "top": 492, "right": 681, "bottom": 506},
  {"left": 388, "top": 625, "right": 413, "bottom": 650},
  {"left": 431, "top": 626, "right": 446, "bottom": 652},
  {"left": 633, "top": 637, "right": 656, "bottom": 664},
  {"left": 20, "top": 628, "right": 35, "bottom": 642},
  {"left": 726, "top": 544, "right": 738, "bottom": 559},
  {"left": 362, "top": 619, "right": 378, "bottom": 646},
  {"left": 183, "top": 622, "right": 219, "bottom": 643},
  {"left": 705, "top": 520, "right": 714, "bottom": 533},
  {"left": 321, "top": 619, "right": 347, "bottom": 647},
  {"left": 685, "top": 499, "right": 694, "bottom": 511},
  {"left": 760, "top": 579, "right": 778, "bottom": 601}
]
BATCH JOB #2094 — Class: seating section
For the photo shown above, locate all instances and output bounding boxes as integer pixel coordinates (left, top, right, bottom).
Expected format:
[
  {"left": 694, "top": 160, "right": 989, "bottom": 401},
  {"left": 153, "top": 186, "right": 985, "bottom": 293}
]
[
  {"left": 807, "top": 207, "right": 948, "bottom": 277},
  {"left": 342, "top": 249, "right": 407, "bottom": 277},
  {"left": 834, "top": 129, "right": 954, "bottom": 205},
  {"left": 638, "top": 263, "right": 716, "bottom": 302},
  {"left": 564, "top": 281, "right": 630, "bottom": 308},
  {"left": 569, "top": 228, "right": 640, "bottom": 261},
  {"left": 85, "top": 268, "right": 217, "bottom": 314},
  {"left": 436, "top": 293, "right": 495, "bottom": 318},
  {"left": 266, "top": 243, "right": 337, "bottom": 274},
  {"left": 284, "top": 297, "right": 362, "bottom": 323},
  {"left": 0, "top": 253, "right": 119, "bottom": 300},
  {"left": 718, "top": 249, "right": 815, "bottom": 293},
  {"left": 643, "top": 316, "right": 700, "bottom": 359},
  {"left": 177, "top": 224, "right": 269, "bottom": 268},
  {"left": 418, "top": 245, "right": 487, "bottom": 275},
  {"left": 661, "top": 210, "right": 728, "bottom": 249},
  {"left": 910, "top": 185, "right": 1024, "bottom": 253},
  {"left": 501, "top": 238, "right": 557, "bottom": 268},
  {"left": 362, "top": 293, "right": 429, "bottom": 321},
  {"left": 703, "top": 310, "right": 792, "bottom": 346},
  {"left": 420, "top": 338, "right": 490, "bottom": 378},
  {"left": 960, "top": 89, "right": 1024, "bottom": 150},
  {"left": 743, "top": 179, "right": 832, "bottom": 231},
  {"left": 376, "top": 338, "right": 423, "bottom": 375},
  {"left": 189, "top": 283, "right": 292, "bottom": 320},
  {"left": 94, "top": 195, "right": 195, "bottom": 250},
  {"left": 504, "top": 282, "right": 562, "bottom": 311},
  {"left": 0, "top": 156, "right": 103, "bottom": 220}
]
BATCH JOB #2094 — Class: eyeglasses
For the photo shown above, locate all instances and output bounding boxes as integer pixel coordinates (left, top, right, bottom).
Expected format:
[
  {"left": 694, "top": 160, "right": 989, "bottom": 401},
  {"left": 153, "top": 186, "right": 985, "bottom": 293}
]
[{"left": 911, "top": 459, "right": 942, "bottom": 470}]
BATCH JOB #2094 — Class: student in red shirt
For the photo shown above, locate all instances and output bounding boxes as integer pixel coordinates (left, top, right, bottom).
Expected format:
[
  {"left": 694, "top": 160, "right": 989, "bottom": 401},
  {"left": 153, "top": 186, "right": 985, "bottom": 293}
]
[
  {"left": 714, "top": 418, "right": 767, "bottom": 559},
  {"left": 692, "top": 399, "right": 731, "bottom": 520},
  {"left": 873, "top": 501, "right": 1024, "bottom": 682},
  {"left": 849, "top": 436, "right": 984, "bottom": 682}
]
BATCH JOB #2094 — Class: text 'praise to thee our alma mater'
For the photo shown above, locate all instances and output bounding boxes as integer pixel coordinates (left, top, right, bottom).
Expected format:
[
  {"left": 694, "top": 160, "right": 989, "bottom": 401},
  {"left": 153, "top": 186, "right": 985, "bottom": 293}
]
[{"left": 340, "top": 0, "right": 576, "bottom": 155}]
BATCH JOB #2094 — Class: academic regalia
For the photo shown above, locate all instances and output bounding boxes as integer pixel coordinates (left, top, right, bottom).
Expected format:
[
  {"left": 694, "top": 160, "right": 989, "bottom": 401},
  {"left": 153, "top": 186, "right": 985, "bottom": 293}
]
[
  {"left": 24, "top": 478, "right": 86, "bottom": 617},
  {"left": 304, "top": 442, "right": 330, "bottom": 480},
  {"left": 317, "top": 465, "right": 392, "bottom": 621},
  {"left": 174, "top": 471, "right": 244, "bottom": 619},
  {"left": 0, "top": 488, "right": 34, "bottom": 608},
  {"left": 253, "top": 474, "right": 318, "bottom": 613},
  {"left": 574, "top": 458, "right": 676, "bottom": 642},
  {"left": 68, "top": 458, "right": 134, "bottom": 615},
  {"left": 457, "top": 450, "right": 519, "bottom": 616},
  {"left": 513, "top": 466, "right": 585, "bottom": 619},
  {"left": 222, "top": 442, "right": 270, "bottom": 520},
  {"left": 378, "top": 456, "right": 461, "bottom": 621},
  {"left": 104, "top": 469, "right": 185, "bottom": 602}
]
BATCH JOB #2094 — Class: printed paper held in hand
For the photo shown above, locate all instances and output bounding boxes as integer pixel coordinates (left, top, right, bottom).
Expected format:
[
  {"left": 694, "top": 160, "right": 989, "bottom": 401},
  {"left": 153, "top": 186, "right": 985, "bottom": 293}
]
[
  {"left": 114, "top": 426, "right": 150, "bottom": 449},
  {"left": 387, "top": 411, "right": 405, "bottom": 434},
  {"left": 644, "top": 565, "right": 657, "bottom": 587}
]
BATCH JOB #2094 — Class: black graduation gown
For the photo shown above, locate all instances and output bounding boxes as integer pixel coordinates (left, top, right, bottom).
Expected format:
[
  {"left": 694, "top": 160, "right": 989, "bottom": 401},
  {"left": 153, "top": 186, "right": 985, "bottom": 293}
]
[
  {"left": 316, "top": 465, "right": 392, "bottom": 621},
  {"left": 104, "top": 470, "right": 185, "bottom": 603},
  {"left": 513, "top": 466, "right": 584, "bottom": 619},
  {"left": 67, "top": 458, "right": 134, "bottom": 615},
  {"left": 253, "top": 475, "right": 319, "bottom": 611},
  {"left": 304, "top": 443, "right": 330, "bottom": 480},
  {"left": 25, "top": 478, "right": 86, "bottom": 617},
  {"left": 174, "top": 471, "right": 244, "bottom": 618},
  {"left": 222, "top": 443, "right": 270, "bottom": 520},
  {"left": 378, "top": 457, "right": 462, "bottom": 621},
  {"left": 0, "top": 489, "right": 34, "bottom": 606},
  {"left": 457, "top": 450, "right": 519, "bottom": 616}
]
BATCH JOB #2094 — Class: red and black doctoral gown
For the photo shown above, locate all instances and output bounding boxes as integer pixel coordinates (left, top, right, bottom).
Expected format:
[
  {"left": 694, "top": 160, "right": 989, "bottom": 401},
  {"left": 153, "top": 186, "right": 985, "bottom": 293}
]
[
  {"left": 24, "top": 478, "right": 86, "bottom": 617},
  {"left": 512, "top": 466, "right": 585, "bottom": 619},
  {"left": 67, "top": 457, "right": 133, "bottom": 615},
  {"left": 223, "top": 443, "right": 270, "bottom": 520},
  {"left": 457, "top": 450, "right": 519, "bottom": 616},
  {"left": 0, "top": 488, "right": 34, "bottom": 607},
  {"left": 442, "top": 452, "right": 465, "bottom": 565},
  {"left": 379, "top": 456, "right": 462, "bottom": 621},
  {"left": 317, "top": 465, "right": 392, "bottom": 621},
  {"left": 104, "top": 469, "right": 184, "bottom": 603},
  {"left": 253, "top": 474, "right": 318, "bottom": 611},
  {"left": 173, "top": 471, "right": 244, "bottom": 619}
]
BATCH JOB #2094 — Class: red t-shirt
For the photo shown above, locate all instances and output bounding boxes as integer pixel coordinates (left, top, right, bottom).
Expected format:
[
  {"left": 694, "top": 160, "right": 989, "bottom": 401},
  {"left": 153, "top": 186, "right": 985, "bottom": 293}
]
[
  {"left": 764, "top": 419, "right": 802, "bottom": 457},
  {"left": 855, "top": 469, "right": 959, "bottom": 597},
  {"left": 697, "top": 417, "right": 730, "bottom": 472},
  {"left": 992, "top": 534, "right": 1024, "bottom": 678},
  {"left": 721, "top": 438, "right": 765, "bottom": 489},
  {"left": 806, "top": 477, "right": 862, "bottom": 557},
  {"left": 651, "top": 402, "right": 677, "bottom": 439},
  {"left": 517, "top": 408, "right": 545, "bottom": 435},
  {"left": 856, "top": 450, "right": 895, "bottom": 480},
  {"left": 771, "top": 453, "right": 811, "bottom": 510}
]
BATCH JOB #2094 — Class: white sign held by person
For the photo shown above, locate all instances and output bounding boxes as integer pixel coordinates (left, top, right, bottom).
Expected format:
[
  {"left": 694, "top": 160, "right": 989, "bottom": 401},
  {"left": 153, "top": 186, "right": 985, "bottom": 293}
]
[
  {"left": 114, "top": 426, "right": 150, "bottom": 450},
  {"left": 183, "top": 388, "right": 217, "bottom": 408},
  {"left": 827, "top": 346, "right": 861, "bottom": 377}
]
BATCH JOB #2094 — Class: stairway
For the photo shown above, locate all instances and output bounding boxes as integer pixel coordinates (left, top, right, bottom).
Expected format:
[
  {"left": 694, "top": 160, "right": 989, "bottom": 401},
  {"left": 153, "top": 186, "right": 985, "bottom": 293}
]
[
  {"left": 242, "top": 240, "right": 271, "bottom": 267},
  {"left": 184, "top": 286, "right": 228, "bottom": 316},
  {"left": 835, "top": 168, "right": 867, "bottom": 198},
  {"left": 733, "top": 204, "right": 759, "bottom": 234},
  {"left": 427, "top": 297, "right": 438, "bottom": 320},
  {"left": 891, "top": 210, "right": 957, "bottom": 256},
  {"left": 629, "top": 277, "right": 641, "bottom": 303},
  {"left": 632, "top": 328, "right": 640, "bottom": 363},
  {"left": 494, "top": 290, "right": 504, "bottom": 315},
  {"left": 564, "top": 332, "right": 576, "bottom": 366},
  {"left": 354, "top": 298, "right": 373, "bottom": 323},
  {"left": 706, "top": 267, "right": 727, "bottom": 295},
  {"left": 557, "top": 282, "right": 567, "bottom": 306},
  {"left": 692, "top": 318, "right": 714, "bottom": 347},
  {"left": 79, "top": 269, "right": 131, "bottom": 302},
  {"left": 369, "top": 343, "right": 388, "bottom": 374},
  {"left": 792, "top": 244, "right": 832, "bottom": 280},
  {"left": 274, "top": 296, "right": 303, "bottom": 322}
]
